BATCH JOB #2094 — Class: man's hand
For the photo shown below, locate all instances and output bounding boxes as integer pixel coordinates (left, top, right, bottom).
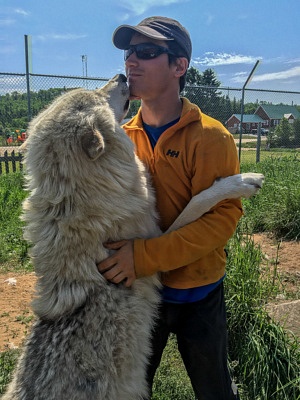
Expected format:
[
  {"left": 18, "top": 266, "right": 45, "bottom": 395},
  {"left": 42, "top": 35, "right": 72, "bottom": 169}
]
[{"left": 97, "top": 240, "right": 136, "bottom": 287}]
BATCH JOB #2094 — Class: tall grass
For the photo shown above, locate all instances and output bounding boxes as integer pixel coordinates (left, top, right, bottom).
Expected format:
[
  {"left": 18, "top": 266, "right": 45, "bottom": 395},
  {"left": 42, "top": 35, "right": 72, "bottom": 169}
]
[
  {"left": 225, "top": 231, "right": 300, "bottom": 400},
  {"left": 240, "top": 155, "right": 300, "bottom": 240},
  {"left": 0, "top": 157, "right": 300, "bottom": 399},
  {"left": 152, "top": 230, "right": 300, "bottom": 400},
  {"left": 0, "top": 172, "right": 30, "bottom": 271}
]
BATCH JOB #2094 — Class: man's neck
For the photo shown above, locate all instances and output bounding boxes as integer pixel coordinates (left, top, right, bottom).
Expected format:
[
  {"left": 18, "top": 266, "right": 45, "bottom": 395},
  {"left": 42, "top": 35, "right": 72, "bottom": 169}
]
[{"left": 141, "top": 97, "right": 183, "bottom": 128}]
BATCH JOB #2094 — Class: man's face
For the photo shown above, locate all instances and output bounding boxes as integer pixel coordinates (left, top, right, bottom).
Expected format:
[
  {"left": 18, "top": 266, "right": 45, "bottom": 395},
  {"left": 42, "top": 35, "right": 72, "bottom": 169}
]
[{"left": 125, "top": 33, "right": 176, "bottom": 101}]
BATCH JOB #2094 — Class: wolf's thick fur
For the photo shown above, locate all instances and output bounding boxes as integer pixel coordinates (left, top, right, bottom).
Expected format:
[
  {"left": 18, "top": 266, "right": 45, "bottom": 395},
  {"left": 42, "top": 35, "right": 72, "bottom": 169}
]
[{"left": 3, "top": 74, "right": 264, "bottom": 399}]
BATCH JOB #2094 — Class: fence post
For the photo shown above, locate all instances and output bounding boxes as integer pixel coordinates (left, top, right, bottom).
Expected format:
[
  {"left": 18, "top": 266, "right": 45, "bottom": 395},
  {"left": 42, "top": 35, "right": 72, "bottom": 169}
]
[
  {"left": 238, "top": 60, "right": 260, "bottom": 161},
  {"left": 25, "top": 34, "right": 32, "bottom": 122},
  {"left": 256, "top": 122, "right": 262, "bottom": 163}
]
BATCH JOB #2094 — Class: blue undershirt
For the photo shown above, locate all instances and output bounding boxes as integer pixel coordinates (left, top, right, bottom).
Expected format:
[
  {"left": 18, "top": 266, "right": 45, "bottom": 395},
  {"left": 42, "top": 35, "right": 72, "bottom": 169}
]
[{"left": 143, "top": 118, "right": 224, "bottom": 304}]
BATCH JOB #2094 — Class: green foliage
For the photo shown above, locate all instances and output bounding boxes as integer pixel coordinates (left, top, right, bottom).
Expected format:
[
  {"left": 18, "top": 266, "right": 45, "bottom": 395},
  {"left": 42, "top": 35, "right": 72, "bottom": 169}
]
[
  {"left": 152, "top": 335, "right": 194, "bottom": 399},
  {"left": 244, "top": 102, "right": 259, "bottom": 114},
  {"left": 273, "top": 118, "right": 293, "bottom": 147},
  {"left": 241, "top": 155, "right": 300, "bottom": 239},
  {"left": 293, "top": 118, "right": 300, "bottom": 143},
  {"left": 0, "top": 172, "right": 30, "bottom": 270},
  {"left": 0, "top": 159, "right": 300, "bottom": 398},
  {"left": 0, "top": 88, "right": 66, "bottom": 133},
  {"left": 186, "top": 66, "right": 203, "bottom": 85},
  {"left": 185, "top": 67, "right": 226, "bottom": 122},
  {"left": 226, "top": 232, "right": 300, "bottom": 400},
  {"left": 0, "top": 350, "right": 21, "bottom": 394},
  {"left": 186, "top": 66, "right": 221, "bottom": 87},
  {"left": 268, "top": 118, "right": 300, "bottom": 149},
  {"left": 125, "top": 99, "right": 141, "bottom": 119}
]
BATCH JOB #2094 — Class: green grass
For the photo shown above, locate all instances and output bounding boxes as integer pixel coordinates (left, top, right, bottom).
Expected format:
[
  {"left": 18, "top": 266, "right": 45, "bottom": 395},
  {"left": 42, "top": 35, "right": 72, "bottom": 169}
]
[
  {"left": 225, "top": 232, "right": 300, "bottom": 400},
  {"left": 0, "top": 172, "right": 30, "bottom": 272},
  {"left": 152, "top": 335, "right": 194, "bottom": 400},
  {"left": 240, "top": 155, "right": 300, "bottom": 239},
  {"left": 0, "top": 350, "right": 21, "bottom": 394},
  {"left": 0, "top": 161, "right": 300, "bottom": 399}
]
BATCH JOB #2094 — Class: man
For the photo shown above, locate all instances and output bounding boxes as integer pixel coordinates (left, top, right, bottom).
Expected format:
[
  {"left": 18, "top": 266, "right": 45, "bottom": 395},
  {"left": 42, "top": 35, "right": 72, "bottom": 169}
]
[{"left": 98, "top": 16, "right": 242, "bottom": 400}]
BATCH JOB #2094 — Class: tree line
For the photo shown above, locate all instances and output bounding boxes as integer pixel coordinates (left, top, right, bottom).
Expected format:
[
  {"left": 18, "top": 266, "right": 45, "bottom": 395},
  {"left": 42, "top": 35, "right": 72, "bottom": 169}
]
[
  {"left": 0, "top": 88, "right": 66, "bottom": 134},
  {"left": 1, "top": 67, "right": 299, "bottom": 147}
]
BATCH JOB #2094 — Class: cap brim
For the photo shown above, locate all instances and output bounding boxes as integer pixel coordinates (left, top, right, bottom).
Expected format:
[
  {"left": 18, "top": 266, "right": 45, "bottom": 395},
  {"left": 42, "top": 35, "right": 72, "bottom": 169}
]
[{"left": 112, "top": 25, "right": 173, "bottom": 50}]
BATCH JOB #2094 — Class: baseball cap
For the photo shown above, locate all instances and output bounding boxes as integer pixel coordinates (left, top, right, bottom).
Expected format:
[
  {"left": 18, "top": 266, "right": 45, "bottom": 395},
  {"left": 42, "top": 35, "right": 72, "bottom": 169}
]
[{"left": 112, "top": 16, "right": 192, "bottom": 63}]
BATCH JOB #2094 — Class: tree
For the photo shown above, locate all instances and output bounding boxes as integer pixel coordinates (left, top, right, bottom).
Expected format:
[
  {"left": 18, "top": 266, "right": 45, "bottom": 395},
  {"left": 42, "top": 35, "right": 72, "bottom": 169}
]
[
  {"left": 201, "top": 68, "right": 221, "bottom": 87},
  {"left": 186, "top": 66, "right": 203, "bottom": 85},
  {"left": 274, "top": 118, "right": 293, "bottom": 147},
  {"left": 126, "top": 99, "right": 140, "bottom": 119},
  {"left": 244, "top": 102, "right": 258, "bottom": 114},
  {"left": 184, "top": 67, "right": 224, "bottom": 121},
  {"left": 292, "top": 118, "right": 300, "bottom": 146}
]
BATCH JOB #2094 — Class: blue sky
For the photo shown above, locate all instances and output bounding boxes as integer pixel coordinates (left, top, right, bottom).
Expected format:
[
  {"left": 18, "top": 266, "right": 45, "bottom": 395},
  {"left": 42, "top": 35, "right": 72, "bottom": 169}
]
[{"left": 1, "top": 0, "right": 300, "bottom": 92}]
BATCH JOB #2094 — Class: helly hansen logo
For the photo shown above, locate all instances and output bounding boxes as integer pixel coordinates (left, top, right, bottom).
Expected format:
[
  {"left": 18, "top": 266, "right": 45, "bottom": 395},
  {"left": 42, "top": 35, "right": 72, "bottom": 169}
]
[{"left": 166, "top": 149, "right": 180, "bottom": 158}]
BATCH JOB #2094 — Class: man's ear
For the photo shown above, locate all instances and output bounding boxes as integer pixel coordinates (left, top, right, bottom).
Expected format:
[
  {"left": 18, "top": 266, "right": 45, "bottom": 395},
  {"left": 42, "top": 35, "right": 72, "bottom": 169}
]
[{"left": 174, "top": 57, "right": 189, "bottom": 78}]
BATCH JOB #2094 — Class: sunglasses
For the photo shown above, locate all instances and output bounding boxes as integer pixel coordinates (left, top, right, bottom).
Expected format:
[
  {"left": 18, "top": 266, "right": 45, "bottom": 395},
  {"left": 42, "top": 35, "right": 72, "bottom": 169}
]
[{"left": 124, "top": 43, "right": 176, "bottom": 61}]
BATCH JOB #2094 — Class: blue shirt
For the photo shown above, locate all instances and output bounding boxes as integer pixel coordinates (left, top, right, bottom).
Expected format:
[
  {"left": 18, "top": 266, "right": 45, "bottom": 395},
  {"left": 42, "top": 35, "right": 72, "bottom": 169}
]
[
  {"left": 143, "top": 118, "right": 180, "bottom": 148},
  {"left": 162, "top": 276, "right": 225, "bottom": 303}
]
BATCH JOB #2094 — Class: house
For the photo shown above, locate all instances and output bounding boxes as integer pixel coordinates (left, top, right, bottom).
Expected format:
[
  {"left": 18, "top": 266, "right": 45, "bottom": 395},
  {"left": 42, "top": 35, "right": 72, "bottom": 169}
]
[
  {"left": 225, "top": 114, "right": 266, "bottom": 134},
  {"left": 284, "top": 113, "right": 295, "bottom": 124},
  {"left": 254, "top": 104, "right": 300, "bottom": 129}
]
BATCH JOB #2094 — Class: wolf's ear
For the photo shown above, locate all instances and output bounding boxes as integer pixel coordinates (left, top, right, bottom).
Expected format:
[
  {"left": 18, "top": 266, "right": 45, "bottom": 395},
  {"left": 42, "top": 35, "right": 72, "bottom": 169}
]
[{"left": 81, "top": 128, "right": 105, "bottom": 160}]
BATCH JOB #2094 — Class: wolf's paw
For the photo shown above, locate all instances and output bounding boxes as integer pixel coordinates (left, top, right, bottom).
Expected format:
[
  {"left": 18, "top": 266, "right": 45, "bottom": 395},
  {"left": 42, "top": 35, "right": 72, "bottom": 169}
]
[
  {"left": 240, "top": 172, "right": 265, "bottom": 198},
  {"left": 213, "top": 173, "right": 265, "bottom": 199}
]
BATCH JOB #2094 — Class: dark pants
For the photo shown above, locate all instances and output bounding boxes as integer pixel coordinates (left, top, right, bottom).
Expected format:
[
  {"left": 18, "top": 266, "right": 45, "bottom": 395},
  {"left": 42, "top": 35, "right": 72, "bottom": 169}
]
[{"left": 145, "top": 283, "right": 239, "bottom": 400}]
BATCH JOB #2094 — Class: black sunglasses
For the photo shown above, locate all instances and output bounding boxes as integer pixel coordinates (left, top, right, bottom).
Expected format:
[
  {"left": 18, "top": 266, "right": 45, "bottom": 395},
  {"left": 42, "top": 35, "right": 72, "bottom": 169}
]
[{"left": 124, "top": 43, "right": 176, "bottom": 61}]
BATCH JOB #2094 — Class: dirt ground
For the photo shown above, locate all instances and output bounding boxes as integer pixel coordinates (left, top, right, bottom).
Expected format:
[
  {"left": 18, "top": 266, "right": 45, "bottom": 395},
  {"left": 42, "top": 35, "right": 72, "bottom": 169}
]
[{"left": 0, "top": 233, "right": 299, "bottom": 352}]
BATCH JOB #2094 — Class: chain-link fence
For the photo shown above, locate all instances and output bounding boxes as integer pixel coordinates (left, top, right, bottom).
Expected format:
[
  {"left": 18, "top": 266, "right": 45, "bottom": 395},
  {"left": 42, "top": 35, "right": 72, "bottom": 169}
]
[{"left": 1, "top": 71, "right": 300, "bottom": 166}]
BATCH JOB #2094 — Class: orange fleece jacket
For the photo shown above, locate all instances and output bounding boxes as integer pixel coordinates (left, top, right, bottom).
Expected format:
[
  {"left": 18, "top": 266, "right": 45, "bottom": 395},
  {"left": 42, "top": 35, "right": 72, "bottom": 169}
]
[{"left": 123, "top": 98, "right": 243, "bottom": 288}]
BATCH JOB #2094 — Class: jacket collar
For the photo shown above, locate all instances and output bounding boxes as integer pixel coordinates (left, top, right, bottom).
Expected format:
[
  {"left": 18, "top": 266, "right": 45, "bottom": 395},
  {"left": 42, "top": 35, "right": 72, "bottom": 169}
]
[{"left": 122, "top": 97, "right": 201, "bottom": 131}]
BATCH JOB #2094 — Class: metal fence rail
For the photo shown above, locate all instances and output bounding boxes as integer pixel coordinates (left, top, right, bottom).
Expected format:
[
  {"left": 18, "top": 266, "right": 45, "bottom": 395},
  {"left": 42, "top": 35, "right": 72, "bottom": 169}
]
[{"left": 1, "top": 71, "right": 300, "bottom": 165}]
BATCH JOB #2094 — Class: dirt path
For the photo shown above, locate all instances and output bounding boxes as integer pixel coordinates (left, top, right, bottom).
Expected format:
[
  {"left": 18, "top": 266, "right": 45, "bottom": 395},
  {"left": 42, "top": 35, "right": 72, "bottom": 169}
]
[{"left": 0, "top": 233, "right": 299, "bottom": 352}]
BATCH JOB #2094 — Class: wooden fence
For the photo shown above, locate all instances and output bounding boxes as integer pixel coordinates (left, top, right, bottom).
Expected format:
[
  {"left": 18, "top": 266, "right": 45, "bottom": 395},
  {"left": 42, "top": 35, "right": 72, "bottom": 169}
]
[{"left": 0, "top": 150, "right": 23, "bottom": 174}]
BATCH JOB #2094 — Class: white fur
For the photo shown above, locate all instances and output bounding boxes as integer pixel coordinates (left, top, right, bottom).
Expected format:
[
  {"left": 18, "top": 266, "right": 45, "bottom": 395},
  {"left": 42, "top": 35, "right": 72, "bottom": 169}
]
[{"left": 167, "top": 172, "right": 264, "bottom": 232}]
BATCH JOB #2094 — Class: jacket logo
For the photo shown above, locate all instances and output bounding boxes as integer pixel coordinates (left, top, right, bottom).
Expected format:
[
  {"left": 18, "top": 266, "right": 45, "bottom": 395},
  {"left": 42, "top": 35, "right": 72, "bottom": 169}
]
[{"left": 166, "top": 149, "right": 180, "bottom": 158}]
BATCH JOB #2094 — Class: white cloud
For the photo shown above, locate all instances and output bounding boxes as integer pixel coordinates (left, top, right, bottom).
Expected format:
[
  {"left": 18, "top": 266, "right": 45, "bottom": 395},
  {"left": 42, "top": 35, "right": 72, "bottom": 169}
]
[
  {"left": 0, "top": 45, "right": 15, "bottom": 55},
  {"left": 0, "top": 76, "right": 26, "bottom": 95},
  {"left": 193, "top": 52, "right": 262, "bottom": 67},
  {"left": 204, "top": 12, "right": 214, "bottom": 26},
  {"left": 119, "top": 0, "right": 187, "bottom": 16},
  {"left": 14, "top": 8, "right": 30, "bottom": 17},
  {"left": 285, "top": 58, "right": 300, "bottom": 65},
  {"left": 231, "top": 66, "right": 300, "bottom": 84},
  {"left": 36, "top": 33, "right": 88, "bottom": 41},
  {"left": 0, "top": 18, "right": 15, "bottom": 26},
  {"left": 0, "top": 8, "right": 29, "bottom": 26},
  {"left": 252, "top": 66, "right": 300, "bottom": 82}
]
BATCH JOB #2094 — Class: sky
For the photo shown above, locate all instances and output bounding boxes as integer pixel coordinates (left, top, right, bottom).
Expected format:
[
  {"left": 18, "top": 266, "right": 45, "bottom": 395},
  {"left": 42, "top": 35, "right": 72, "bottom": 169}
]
[{"left": 1, "top": 0, "right": 300, "bottom": 93}]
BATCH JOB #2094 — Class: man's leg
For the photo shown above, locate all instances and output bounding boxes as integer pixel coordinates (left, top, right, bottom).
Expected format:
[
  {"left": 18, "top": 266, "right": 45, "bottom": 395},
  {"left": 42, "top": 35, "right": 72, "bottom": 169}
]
[
  {"left": 176, "top": 284, "right": 239, "bottom": 400},
  {"left": 143, "top": 303, "right": 171, "bottom": 399}
]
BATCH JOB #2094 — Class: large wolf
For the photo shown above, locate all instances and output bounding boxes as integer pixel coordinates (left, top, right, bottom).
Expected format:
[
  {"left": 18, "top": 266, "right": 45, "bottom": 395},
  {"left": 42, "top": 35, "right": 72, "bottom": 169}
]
[{"left": 3, "top": 74, "right": 263, "bottom": 400}]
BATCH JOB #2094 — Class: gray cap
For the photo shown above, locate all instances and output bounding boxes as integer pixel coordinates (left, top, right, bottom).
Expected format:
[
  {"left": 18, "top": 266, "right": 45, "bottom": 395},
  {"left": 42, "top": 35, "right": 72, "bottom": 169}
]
[{"left": 112, "top": 16, "right": 192, "bottom": 62}]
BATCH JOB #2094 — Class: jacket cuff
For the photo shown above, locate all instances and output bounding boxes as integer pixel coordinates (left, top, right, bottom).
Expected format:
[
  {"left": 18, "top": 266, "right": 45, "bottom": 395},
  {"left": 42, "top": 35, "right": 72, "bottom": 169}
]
[{"left": 133, "top": 238, "right": 157, "bottom": 278}]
